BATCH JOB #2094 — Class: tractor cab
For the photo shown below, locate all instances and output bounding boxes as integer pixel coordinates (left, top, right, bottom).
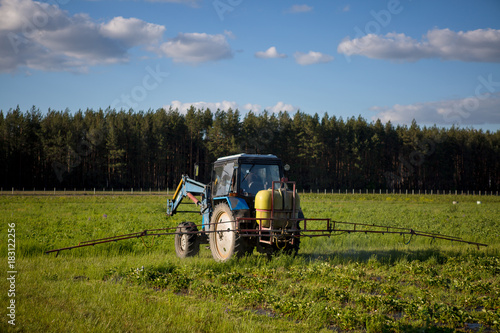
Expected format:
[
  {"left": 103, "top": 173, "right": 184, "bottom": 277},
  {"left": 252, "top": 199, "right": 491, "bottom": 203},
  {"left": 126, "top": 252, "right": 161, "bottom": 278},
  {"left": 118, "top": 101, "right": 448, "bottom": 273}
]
[{"left": 211, "top": 154, "right": 285, "bottom": 205}]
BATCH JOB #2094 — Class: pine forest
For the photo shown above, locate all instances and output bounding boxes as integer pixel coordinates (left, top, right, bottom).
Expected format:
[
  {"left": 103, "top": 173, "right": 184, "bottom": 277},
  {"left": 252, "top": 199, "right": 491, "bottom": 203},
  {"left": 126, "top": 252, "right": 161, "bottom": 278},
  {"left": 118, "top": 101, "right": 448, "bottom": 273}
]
[{"left": 1, "top": 106, "right": 499, "bottom": 192}]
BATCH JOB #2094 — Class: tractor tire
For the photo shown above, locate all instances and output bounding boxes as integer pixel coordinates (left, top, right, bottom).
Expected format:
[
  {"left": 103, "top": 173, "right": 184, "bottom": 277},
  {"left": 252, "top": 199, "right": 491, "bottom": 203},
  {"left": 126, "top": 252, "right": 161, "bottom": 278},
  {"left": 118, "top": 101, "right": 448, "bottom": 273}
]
[
  {"left": 209, "top": 203, "right": 248, "bottom": 262},
  {"left": 174, "top": 222, "right": 199, "bottom": 258}
]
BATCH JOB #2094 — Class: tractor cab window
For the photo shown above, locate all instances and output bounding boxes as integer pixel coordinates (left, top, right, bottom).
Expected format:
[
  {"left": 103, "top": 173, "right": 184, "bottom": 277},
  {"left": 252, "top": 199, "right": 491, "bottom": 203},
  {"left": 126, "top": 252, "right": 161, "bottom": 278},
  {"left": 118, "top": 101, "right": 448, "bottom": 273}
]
[
  {"left": 240, "top": 164, "right": 280, "bottom": 196},
  {"left": 213, "top": 162, "right": 236, "bottom": 197}
]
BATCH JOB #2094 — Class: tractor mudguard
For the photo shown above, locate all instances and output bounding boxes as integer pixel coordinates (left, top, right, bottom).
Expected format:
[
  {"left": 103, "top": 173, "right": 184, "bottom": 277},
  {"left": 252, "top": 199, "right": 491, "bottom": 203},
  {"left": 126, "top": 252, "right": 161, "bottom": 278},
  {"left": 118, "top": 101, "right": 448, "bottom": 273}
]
[{"left": 213, "top": 196, "right": 249, "bottom": 211}]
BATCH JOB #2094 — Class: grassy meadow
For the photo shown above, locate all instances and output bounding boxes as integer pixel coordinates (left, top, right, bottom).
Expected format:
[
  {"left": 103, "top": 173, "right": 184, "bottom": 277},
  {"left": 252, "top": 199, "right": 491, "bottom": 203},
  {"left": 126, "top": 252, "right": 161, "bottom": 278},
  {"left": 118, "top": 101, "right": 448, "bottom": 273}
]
[{"left": 1, "top": 193, "right": 499, "bottom": 332}]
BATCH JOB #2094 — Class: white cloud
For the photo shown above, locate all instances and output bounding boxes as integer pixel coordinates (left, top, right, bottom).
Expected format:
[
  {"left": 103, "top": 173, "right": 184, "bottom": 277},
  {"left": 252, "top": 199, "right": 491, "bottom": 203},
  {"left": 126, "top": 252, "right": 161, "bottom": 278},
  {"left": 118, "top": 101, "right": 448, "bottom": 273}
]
[
  {"left": 286, "top": 4, "right": 313, "bottom": 13},
  {"left": 372, "top": 92, "right": 500, "bottom": 126},
  {"left": 167, "top": 100, "right": 299, "bottom": 114},
  {"left": 294, "top": 51, "right": 334, "bottom": 65},
  {"left": 100, "top": 16, "right": 165, "bottom": 47},
  {"left": 168, "top": 100, "right": 239, "bottom": 114},
  {"left": 0, "top": 0, "right": 232, "bottom": 72},
  {"left": 342, "top": 5, "right": 350, "bottom": 12},
  {"left": 0, "top": 0, "right": 166, "bottom": 72},
  {"left": 223, "top": 30, "right": 236, "bottom": 40},
  {"left": 242, "top": 103, "right": 262, "bottom": 112},
  {"left": 255, "top": 46, "right": 287, "bottom": 59},
  {"left": 159, "top": 32, "right": 232, "bottom": 64},
  {"left": 266, "top": 101, "right": 299, "bottom": 113},
  {"left": 338, "top": 28, "right": 500, "bottom": 63}
]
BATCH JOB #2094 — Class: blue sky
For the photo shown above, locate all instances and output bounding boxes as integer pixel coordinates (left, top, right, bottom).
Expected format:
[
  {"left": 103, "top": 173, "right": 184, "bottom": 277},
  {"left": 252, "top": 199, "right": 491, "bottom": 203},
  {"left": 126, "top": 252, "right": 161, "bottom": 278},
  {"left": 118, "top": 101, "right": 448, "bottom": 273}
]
[{"left": 1, "top": 0, "right": 500, "bottom": 131}]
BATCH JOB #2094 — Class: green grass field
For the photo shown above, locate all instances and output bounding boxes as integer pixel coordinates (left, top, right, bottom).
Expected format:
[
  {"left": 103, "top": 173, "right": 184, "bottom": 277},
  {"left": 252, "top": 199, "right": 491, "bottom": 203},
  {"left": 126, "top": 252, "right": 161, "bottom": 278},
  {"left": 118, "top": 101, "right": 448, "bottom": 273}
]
[{"left": 1, "top": 194, "right": 499, "bottom": 332}]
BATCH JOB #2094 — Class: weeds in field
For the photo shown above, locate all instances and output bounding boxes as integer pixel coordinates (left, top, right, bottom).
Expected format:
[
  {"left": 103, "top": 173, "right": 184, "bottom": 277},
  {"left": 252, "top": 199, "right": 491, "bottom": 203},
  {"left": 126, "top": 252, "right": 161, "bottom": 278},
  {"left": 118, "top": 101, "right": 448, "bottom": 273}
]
[
  {"left": 1, "top": 194, "right": 499, "bottom": 332},
  {"left": 95, "top": 253, "right": 500, "bottom": 332}
]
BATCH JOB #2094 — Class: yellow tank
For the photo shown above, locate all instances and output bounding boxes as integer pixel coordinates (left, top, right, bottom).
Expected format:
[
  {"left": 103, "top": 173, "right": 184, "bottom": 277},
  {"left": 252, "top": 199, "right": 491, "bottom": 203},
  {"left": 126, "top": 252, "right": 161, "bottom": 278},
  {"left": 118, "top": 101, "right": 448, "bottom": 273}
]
[
  {"left": 255, "top": 189, "right": 300, "bottom": 228},
  {"left": 282, "top": 189, "right": 300, "bottom": 218}
]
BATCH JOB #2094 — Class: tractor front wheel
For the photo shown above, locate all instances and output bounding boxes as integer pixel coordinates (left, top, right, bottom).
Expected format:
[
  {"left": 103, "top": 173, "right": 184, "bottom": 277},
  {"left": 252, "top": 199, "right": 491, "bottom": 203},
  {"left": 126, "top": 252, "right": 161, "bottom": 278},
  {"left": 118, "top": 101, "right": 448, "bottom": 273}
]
[
  {"left": 174, "top": 222, "right": 199, "bottom": 258},
  {"left": 209, "top": 203, "right": 247, "bottom": 262}
]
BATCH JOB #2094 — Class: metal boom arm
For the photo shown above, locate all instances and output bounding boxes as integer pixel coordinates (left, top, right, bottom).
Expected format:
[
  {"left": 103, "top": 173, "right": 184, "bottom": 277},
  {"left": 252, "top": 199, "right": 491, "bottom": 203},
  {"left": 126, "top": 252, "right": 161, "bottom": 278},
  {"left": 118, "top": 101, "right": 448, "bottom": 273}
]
[
  {"left": 45, "top": 218, "right": 487, "bottom": 257},
  {"left": 166, "top": 175, "right": 207, "bottom": 216}
]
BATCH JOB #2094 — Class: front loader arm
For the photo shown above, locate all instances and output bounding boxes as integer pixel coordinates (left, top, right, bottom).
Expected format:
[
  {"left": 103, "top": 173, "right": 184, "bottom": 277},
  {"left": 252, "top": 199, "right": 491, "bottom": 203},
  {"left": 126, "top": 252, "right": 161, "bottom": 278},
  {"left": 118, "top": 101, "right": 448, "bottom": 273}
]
[{"left": 167, "top": 175, "right": 207, "bottom": 216}]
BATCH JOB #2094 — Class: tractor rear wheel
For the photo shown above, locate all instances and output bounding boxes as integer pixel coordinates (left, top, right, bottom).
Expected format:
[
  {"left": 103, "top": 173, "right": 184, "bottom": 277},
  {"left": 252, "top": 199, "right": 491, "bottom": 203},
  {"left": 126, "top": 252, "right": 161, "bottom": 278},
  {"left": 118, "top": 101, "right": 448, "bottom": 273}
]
[
  {"left": 209, "top": 203, "right": 248, "bottom": 262},
  {"left": 175, "top": 222, "right": 199, "bottom": 258}
]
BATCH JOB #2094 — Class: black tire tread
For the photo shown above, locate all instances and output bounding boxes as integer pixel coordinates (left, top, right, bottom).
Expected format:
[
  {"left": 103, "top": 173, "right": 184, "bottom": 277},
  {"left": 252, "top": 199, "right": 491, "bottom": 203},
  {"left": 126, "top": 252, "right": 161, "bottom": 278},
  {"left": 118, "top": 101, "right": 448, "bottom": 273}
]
[{"left": 174, "top": 221, "right": 199, "bottom": 258}]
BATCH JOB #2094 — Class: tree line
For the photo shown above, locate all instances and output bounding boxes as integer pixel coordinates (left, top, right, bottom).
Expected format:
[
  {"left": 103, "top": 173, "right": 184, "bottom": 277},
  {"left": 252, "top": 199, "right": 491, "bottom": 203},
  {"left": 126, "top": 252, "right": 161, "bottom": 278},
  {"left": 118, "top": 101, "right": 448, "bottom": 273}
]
[{"left": 1, "top": 105, "right": 499, "bottom": 192}]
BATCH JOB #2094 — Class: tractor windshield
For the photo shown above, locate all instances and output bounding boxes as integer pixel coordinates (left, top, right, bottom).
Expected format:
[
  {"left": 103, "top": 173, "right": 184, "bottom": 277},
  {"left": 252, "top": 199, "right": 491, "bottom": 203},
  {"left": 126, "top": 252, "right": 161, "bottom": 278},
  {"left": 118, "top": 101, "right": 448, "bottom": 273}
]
[{"left": 240, "top": 164, "right": 281, "bottom": 195}]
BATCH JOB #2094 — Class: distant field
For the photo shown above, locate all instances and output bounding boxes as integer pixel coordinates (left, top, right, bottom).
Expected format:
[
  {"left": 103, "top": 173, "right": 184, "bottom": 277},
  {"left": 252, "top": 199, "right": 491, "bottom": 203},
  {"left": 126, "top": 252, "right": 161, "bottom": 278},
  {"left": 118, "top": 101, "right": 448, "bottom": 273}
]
[{"left": 1, "top": 194, "right": 499, "bottom": 332}]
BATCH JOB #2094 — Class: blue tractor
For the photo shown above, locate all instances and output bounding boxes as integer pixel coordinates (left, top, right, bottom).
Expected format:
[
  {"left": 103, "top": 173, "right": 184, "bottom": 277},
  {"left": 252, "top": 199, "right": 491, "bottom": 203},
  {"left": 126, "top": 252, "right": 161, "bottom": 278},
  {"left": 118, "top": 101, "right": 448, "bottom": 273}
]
[
  {"left": 167, "top": 154, "right": 303, "bottom": 262},
  {"left": 45, "top": 154, "right": 488, "bottom": 258}
]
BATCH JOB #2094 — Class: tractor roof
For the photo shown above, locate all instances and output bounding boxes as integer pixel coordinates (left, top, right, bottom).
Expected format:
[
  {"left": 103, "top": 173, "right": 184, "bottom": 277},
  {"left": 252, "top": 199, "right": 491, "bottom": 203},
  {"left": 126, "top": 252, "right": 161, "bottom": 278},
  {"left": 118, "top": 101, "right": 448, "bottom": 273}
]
[{"left": 215, "top": 154, "right": 280, "bottom": 164}]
